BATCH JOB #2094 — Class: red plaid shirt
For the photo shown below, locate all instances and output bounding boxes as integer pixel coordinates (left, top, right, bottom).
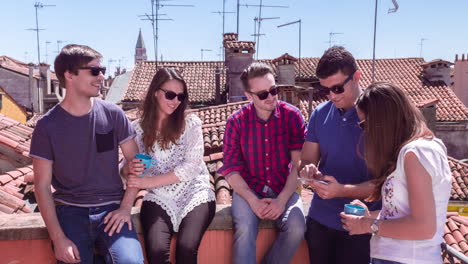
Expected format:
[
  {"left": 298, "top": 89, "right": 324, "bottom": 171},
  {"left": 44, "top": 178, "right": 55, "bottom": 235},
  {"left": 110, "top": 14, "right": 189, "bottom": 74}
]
[{"left": 218, "top": 101, "right": 306, "bottom": 195}]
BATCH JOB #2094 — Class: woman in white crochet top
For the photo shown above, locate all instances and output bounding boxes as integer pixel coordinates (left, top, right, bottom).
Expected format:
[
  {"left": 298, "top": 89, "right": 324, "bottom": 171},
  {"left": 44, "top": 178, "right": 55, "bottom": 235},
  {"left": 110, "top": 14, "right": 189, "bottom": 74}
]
[
  {"left": 125, "top": 68, "right": 216, "bottom": 264},
  {"left": 340, "top": 82, "right": 451, "bottom": 264}
]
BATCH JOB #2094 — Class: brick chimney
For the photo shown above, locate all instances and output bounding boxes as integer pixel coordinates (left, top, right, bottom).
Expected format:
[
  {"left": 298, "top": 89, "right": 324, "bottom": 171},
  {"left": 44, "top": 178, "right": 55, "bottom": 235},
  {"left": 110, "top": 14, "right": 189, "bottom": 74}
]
[
  {"left": 421, "top": 59, "right": 453, "bottom": 86},
  {"left": 272, "top": 53, "right": 297, "bottom": 85},
  {"left": 224, "top": 33, "right": 255, "bottom": 102},
  {"left": 453, "top": 54, "right": 468, "bottom": 107}
]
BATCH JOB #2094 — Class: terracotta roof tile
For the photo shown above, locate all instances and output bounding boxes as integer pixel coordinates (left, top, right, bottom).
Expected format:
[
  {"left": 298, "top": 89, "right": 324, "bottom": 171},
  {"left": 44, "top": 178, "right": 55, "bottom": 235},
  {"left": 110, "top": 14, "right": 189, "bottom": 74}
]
[
  {"left": 0, "top": 114, "right": 34, "bottom": 158},
  {"left": 123, "top": 61, "right": 226, "bottom": 104},
  {"left": 224, "top": 41, "right": 255, "bottom": 50},
  {"left": 0, "top": 56, "right": 58, "bottom": 81},
  {"left": 449, "top": 158, "right": 468, "bottom": 201},
  {"left": 444, "top": 212, "right": 468, "bottom": 262},
  {"left": 125, "top": 56, "right": 468, "bottom": 121}
]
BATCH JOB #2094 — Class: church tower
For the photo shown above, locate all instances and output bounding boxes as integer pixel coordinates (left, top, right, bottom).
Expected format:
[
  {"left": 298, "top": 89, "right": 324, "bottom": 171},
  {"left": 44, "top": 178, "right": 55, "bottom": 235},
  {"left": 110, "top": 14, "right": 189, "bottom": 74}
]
[{"left": 135, "top": 29, "right": 147, "bottom": 64}]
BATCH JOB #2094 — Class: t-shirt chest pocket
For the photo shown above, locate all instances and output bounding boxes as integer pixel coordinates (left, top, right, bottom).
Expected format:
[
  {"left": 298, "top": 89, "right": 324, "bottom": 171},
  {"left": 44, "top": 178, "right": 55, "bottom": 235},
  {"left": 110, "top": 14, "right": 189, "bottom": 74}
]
[{"left": 96, "top": 129, "right": 115, "bottom": 153}]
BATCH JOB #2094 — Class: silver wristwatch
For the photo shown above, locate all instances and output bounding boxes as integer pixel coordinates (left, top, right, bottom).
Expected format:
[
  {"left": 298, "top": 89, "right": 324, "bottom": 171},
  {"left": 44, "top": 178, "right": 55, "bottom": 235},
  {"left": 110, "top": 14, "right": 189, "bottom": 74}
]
[{"left": 371, "top": 219, "right": 380, "bottom": 235}]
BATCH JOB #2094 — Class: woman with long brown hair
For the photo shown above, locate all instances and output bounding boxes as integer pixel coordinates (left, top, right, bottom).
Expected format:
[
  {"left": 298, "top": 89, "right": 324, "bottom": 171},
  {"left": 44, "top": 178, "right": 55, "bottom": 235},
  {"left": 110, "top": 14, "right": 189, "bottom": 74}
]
[
  {"left": 340, "top": 82, "right": 451, "bottom": 264},
  {"left": 124, "top": 68, "right": 216, "bottom": 263}
]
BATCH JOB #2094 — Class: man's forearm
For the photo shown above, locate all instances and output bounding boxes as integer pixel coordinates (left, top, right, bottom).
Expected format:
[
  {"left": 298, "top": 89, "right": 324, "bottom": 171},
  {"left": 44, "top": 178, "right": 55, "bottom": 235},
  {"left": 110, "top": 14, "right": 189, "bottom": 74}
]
[
  {"left": 277, "top": 169, "right": 299, "bottom": 204},
  {"left": 225, "top": 172, "right": 257, "bottom": 202},
  {"left": 120, "top": 187, "right": 139, "bottom": 210},
  {"left": 341, "top": 180, "right": 375, "bottom": 199},
  {"left": 35, "top": 186, "right": 66, "bottom": 241}
]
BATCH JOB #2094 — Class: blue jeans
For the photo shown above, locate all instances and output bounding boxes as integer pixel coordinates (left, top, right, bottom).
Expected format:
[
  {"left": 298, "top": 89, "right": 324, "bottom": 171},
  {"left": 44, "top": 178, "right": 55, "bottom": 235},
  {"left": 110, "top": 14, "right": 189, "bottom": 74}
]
[
  {"left": 231, "top": 191, "right": 306, "bottom": 264},
  {"left": 371, "top": 258, "right": 403, "bottom": 264},
  {"left": 55, "top": 203, "right": 144, "bottom": 264}
]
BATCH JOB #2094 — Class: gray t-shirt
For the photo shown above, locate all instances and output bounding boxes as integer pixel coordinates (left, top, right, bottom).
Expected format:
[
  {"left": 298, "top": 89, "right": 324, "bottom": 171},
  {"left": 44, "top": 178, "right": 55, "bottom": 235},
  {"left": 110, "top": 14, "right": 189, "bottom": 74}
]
[{"left": 30, "top": 99, "right": 136, "bottom": 206}]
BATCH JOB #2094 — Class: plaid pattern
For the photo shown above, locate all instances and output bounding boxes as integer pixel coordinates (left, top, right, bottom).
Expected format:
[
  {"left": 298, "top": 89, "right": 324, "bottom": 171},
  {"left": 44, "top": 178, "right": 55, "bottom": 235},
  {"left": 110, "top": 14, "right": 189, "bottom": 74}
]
[{"left": 218, "top": 101, "right": 306, "bottom": 195}]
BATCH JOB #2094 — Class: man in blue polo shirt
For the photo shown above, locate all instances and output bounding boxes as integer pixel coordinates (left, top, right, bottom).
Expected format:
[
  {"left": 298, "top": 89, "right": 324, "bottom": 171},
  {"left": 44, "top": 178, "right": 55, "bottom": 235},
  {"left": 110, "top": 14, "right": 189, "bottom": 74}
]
[{"left": 300, "top": 46, "right": 380, "bottom": 264}]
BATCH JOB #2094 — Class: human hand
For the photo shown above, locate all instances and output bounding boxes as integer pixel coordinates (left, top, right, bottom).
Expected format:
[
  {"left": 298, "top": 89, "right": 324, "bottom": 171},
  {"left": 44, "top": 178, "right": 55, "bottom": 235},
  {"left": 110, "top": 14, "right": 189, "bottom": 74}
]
[
  {"left": 350, "top": 199, "right": 371, "bottom": 217},
  {"left": 311, "top": 175, "right": 342, "bottom": 199},
  {"left": 340, "top": 212, "right": 372, "bottom": 235},
  {"left": 52, "top": 236, "right": 81, "bottom": 263},
  {"left": 262, "top": 198, "right": 286, "bottom": 220},
  {"left": 103, "top": 207, "right": 133, "bottom": 236},
  {"left": 248, "top": 198, "right": 270, "bottom": 219},
  {"left": 129, "top": 158, "right": 146, "bottom": 176},
  {"left": 126, "top": 174, "right": 151, "bottom": 189}
]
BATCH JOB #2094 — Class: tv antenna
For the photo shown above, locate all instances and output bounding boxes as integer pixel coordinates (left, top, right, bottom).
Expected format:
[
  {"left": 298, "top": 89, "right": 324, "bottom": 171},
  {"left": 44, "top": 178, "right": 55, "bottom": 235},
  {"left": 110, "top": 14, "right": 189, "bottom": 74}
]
[
  {"left": 326, "top": 31, "right": 343, "bottom": 48},
  {"left": 140, "top": 0, "right": 194, "bottom": 68},
  {"left": 27, "top": 2, "right": 55, "bottom": 64},
  {"left": 212, "top": 0, "right": 235, "bottom": 60},
  {"left": 419, "top": 38, "right": 428, "bottom": 58}
]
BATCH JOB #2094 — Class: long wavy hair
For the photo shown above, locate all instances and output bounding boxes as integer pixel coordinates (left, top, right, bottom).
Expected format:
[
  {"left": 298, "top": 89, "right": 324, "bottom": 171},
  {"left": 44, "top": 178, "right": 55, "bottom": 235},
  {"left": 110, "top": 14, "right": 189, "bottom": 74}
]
[
  {"left": 139, "top": 68, "right": 189, "bottom": 152},
  {"left": 356, "top": 82, "right": 433, "bottom": 201}
]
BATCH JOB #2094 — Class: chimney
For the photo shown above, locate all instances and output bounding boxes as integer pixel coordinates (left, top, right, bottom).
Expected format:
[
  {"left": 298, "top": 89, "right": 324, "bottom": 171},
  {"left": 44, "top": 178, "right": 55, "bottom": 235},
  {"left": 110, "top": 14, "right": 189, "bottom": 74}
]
[
  {"left": 224, "top": 33, "right": 255, "bottom": 102},
  {"left": 417, "top": 98, "right": 438, "bottom": 134},
  {"left": 272, "top": 53, "right": 297, "bottom": 85},
  {"left": 39, "top": 63, "right": 52, "bottom": 95},
  {"left": 453, "top": 53, "right": 468, "bottom": 107},
  {"left": 421, "top": 59, "right": 453, "bottom": 86},
  {"left": 28, "top": 63, "right": 41, "bottom": 113}
]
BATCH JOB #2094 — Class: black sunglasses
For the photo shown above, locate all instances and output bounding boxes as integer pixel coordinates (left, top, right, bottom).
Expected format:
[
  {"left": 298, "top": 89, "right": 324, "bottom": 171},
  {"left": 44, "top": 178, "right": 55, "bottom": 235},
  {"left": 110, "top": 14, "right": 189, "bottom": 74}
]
[
  {"left": 317, "top": 72, "right": 355, "bottom": 96},
  {"left": 159, "top": 88, "right": 186, "bottom": 102},
  {"left": 78, "top": 66, "right": 106, "bottom": 76},
  {"left": 357, "top": 119, "right": 366, "bottom": 130},
  {"left": 250, "top": 86, "right": 278, "bottom": 100}
]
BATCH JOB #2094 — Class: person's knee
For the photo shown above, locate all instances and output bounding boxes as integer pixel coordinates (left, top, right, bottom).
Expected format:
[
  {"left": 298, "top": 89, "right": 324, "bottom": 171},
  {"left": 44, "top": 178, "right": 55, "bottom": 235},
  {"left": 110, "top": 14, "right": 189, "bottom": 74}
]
[{"left": 282, "top": 215, "right": 306, "bottom": 239}]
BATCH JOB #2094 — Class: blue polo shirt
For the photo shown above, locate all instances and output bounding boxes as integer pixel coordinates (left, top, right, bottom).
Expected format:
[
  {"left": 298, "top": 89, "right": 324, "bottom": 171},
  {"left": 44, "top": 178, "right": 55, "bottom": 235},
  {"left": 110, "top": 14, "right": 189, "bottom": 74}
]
[{"left": 306, "top": 101, "right": 380, "bottom": 231}]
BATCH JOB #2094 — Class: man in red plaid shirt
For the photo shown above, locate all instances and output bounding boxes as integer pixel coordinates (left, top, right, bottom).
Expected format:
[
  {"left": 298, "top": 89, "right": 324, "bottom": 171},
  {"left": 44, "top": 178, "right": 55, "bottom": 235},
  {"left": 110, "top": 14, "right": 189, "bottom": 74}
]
[{"left": 218, "top": 62, "right": 306, "bottom": 264}]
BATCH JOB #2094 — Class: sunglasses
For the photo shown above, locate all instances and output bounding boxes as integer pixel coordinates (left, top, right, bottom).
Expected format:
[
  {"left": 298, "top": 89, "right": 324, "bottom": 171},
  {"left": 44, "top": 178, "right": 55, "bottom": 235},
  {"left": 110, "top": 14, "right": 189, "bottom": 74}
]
[
  {"left": 159, "top": 88, "right": 187, "bottom": 102},
  {"left": 317, "top": 72, "right": 355, "bottom": 96},
  {"left": 250, "top": 86, "right": 278, "bottom": 100},
  {"left": 357, "top": 119, "right": 366, "bottom": 130},
  {"left": 78, "top": 66, "right": 106, "bottom": 76}
]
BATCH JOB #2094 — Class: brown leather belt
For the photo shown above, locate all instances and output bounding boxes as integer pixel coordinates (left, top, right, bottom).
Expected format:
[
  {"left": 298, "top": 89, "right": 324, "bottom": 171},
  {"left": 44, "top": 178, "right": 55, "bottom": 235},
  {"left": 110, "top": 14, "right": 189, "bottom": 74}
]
[{"left": 54, "top": 201, "right": 67, "bottom": 206}]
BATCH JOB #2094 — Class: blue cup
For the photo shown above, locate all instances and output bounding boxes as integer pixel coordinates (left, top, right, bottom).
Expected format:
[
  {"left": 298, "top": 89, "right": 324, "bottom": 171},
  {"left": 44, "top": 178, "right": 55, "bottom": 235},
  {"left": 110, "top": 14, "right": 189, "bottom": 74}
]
[
  {"left": 344, "top": 204, "right": 366, "bottom": 216},
  {"left": 135, "top": 153, "right": 158, "bottom": 177}
]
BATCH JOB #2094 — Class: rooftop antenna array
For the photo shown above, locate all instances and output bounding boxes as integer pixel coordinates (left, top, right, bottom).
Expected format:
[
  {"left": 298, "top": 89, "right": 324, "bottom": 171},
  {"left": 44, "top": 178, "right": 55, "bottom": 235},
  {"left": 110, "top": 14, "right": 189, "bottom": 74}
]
[
  {"left": 212, "top": 0, "right": 235, "bottom": 61},
  {"left": 419, "top": 38, "right": 428, "bottom": 58},
  {"left": 27, "top": 2, "right": 55, "bottom": 64},
  {"left": 278, "top": 19, "right": 302, "bottom": 77},
  {"left": 140, "top": 0, "right": 194, "bottom": 68},
  {"left": 248, "top": 0, "right": 288, "bottom": 59},
  {"left": 326, "top": 31, "right": 343, "bottom": 48}
]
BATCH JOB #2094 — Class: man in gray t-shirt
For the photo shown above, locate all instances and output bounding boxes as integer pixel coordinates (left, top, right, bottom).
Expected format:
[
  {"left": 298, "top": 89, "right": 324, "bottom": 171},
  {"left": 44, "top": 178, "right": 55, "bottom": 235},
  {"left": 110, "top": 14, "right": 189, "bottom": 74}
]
[{"left": 30, "top": 44, "right": 143, "bottom": 264}]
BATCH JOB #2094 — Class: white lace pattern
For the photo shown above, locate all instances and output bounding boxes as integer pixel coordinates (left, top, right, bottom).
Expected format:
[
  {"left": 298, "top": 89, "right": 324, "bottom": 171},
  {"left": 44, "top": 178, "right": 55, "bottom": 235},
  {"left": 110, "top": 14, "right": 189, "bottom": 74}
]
[{"left": 132, "top": 114, "right": 215, "bottom": 232}]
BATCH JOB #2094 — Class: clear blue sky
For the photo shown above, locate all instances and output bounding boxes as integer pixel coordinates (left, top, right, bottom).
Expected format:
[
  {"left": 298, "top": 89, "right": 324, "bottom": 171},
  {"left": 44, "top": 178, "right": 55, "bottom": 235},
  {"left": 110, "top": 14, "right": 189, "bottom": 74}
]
[{"left": 1, "top": 0, "right": 467, "bottom": 76}]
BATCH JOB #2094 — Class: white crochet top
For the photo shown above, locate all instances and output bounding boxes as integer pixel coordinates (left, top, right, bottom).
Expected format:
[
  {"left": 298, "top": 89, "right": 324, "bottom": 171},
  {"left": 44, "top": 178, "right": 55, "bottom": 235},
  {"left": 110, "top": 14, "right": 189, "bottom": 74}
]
[{"left": 132, "top": 114, "right": 215, "bottom": 232}]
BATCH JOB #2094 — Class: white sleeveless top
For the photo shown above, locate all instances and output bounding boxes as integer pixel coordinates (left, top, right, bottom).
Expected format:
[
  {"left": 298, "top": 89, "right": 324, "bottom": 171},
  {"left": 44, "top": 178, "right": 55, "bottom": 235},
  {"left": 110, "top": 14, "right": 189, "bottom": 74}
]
[
  {"left": 132, "top": 114, "right": 215, "bottom": 232},
  {"left": 370, "top": 138, "right": 452, "bottom": 264}
]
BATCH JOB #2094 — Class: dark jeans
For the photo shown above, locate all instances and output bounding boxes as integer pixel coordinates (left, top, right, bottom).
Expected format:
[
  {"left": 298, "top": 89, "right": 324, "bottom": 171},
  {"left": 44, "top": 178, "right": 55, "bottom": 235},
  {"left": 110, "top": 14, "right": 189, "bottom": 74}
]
[
  {"left": 55, "top": 203, "right": 144, "bottom": 264},
  {"left": 140, "top": 200, "right": 216, "bottom": 264},
  {"left": 306, "top": 217, "right": 371, "bottom": 264}
]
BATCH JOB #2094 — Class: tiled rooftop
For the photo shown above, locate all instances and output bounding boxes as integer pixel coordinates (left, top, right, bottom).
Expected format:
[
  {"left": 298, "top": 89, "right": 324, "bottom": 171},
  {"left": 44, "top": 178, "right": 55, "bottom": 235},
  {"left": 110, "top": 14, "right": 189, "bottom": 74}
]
[
  {"left": 449, "top": 157, "right": 468, "bottom": 201},
  {"left": 123, "top": 56, "right": 468, "bottom": 121},
  {"left": 224, "top": 41, "right": 255, "bottom": 50},
  {"left": 0, "top": 114, "right": 34, "bottom": 158},
  {"left": 123, "top": 61, "right": 226, "bottom": 104},
  {"left": 444, "top": 212, "right": 468, "bottom": 263},
  {"left": 0, "top": 56, "right": 58, "bottom": 81},
  {"left": 0, "top": 165, "right": 34, "bottom": 214}
]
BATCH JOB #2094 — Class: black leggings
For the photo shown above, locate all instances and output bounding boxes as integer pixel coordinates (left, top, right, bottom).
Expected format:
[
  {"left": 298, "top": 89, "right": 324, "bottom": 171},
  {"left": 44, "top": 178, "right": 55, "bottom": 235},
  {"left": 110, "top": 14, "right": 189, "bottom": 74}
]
[{"left": 140, "top": 200, "right": 216, "bottom": 264}]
